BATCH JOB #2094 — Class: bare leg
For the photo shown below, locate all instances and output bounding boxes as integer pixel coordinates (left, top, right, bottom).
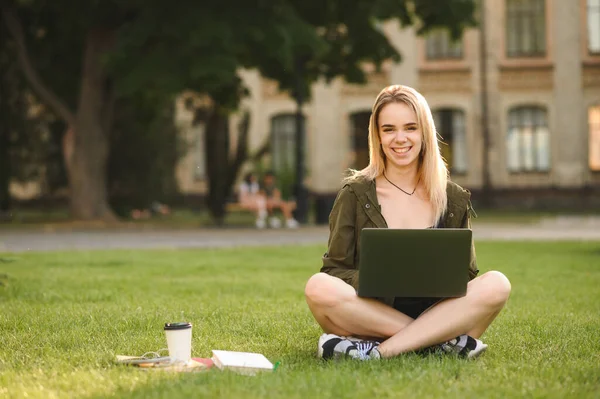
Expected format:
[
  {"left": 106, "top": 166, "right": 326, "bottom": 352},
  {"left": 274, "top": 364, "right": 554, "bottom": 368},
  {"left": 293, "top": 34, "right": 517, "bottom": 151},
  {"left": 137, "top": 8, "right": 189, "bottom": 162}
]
[
  {"left": 281, "top": 201, "right": 298, "bottom": 220},
  {"left": 467, "top": 309, "right": 502, "bottom": 339},
  {"left": 305, "top": 271, "right": 511, "bottom": 357},
  {"left": 279, "top": 202, "right": 291, "bottom": 219},
  {"left": 377, "top": 271, "right": 511, "bottom": 357},
  {"left": 254, "top": 196, "right": 267, "bottom": 219},
  {"left": 266, "top": 198, "right": 279, "bottom": 216},
  {"left": 305, "top": 273, "right": 414, "bottom": 339}
]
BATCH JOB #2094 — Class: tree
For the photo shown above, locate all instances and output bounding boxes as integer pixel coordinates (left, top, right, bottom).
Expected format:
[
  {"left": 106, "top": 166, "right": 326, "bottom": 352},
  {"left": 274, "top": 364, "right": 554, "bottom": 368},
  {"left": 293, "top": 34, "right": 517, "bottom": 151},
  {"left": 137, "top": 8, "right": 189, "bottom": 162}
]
[
  {"left": 0, "top": 0, "right": 324, "bottom": 222},
  {"left": 1, "top": 0, "right": 475, "bottom": 223},
  {"left": 256, "top": 0, "right": 477, "bottom": 222},
  {"left": 198, "top": 0, "right": 477, "bottom": 224},
  {"left": 0, "top": 21, "right": 52, "bottom": 217},
  {"left": 107, "top": 92, "right": 182, "bottom": 217},
  {"left": 0, "top": 23, "right": 16, "bottom": 215},
  {"left": 1, "top": 1, "right": 120, "bottom": 220}
]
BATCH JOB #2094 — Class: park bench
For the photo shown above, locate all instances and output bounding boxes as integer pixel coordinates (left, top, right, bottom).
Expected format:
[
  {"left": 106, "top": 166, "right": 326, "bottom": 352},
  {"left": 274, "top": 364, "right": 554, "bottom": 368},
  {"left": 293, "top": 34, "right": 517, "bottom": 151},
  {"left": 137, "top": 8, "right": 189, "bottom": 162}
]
[{"left": 224, "top": 202, "right": 252, "bottom": 213}]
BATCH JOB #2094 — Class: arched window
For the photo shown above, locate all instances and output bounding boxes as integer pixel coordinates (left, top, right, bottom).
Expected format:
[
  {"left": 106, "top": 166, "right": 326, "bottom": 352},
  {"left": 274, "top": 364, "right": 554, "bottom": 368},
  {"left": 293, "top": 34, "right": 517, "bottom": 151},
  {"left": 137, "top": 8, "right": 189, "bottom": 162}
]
[
  {"left": 349, "top": 111, "right": 371, "bottom": 170},
  {"left": 506, "top": 0, "right": 546, "bottom": 57},
  {"left": 506, "top": 106, "right": 550, "bottom": 172},
  {"left": 432, "top": 109, "right": 468, "bottom": 174},
  {"left": 270, "top": 113, "right": 306, "bottom": 174},
  {"left": 589, "top": 106, "right": 600, "bottom": 171}
]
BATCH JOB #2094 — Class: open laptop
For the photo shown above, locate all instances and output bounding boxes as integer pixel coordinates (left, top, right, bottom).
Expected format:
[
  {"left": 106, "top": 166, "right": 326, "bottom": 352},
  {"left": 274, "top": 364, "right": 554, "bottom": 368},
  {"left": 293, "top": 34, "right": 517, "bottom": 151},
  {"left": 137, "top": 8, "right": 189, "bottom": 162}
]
[{"left": 358, "top": 228, "right": 472, "bottom": 298}]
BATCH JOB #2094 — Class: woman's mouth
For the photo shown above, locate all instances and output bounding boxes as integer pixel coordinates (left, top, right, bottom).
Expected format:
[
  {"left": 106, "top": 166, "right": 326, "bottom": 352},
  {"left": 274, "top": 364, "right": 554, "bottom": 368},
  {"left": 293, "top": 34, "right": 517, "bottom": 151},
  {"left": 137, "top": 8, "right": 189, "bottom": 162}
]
[{"left": 392, "top": 146, "right": 412, "bottom": 154}]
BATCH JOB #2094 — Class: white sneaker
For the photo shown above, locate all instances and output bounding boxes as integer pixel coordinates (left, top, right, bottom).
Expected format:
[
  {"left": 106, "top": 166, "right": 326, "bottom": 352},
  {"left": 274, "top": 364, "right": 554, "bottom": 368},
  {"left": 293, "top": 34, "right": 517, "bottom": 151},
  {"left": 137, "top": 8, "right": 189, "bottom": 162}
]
[
  {"left": 317, "top": 333, "right": 381, "bottom": 360},
  {"left": 255, "top": 218, "right": 266, "bottom": 229},
  {"left": 440, "top": 335, "right": 488, "bottom": 359},
  {"left": 286, "top": 218, "right": 299, "bottom": 229},
  {"left": 269, "top": 217, "right": 282, "bottom": 229}
]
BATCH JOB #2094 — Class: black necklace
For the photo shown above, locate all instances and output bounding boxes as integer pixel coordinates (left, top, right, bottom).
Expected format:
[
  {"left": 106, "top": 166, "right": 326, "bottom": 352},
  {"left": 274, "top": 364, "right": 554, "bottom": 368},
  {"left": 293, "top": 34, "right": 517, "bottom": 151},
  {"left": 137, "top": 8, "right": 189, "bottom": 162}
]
[{"left": 384, "top": 173, "right": 420, "bottom": 196}]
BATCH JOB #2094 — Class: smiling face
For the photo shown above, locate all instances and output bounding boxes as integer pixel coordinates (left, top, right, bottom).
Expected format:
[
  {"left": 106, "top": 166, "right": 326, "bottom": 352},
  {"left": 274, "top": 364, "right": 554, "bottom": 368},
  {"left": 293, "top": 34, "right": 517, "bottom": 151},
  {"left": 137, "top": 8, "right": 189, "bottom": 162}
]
[{"left": 377, "top": 102, "right": 423, "bottom": 172}]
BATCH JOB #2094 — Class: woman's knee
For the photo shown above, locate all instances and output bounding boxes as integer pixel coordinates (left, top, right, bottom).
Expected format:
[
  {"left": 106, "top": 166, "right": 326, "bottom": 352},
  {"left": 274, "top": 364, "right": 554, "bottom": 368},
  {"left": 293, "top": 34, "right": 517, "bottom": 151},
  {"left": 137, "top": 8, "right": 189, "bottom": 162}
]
[
  {"left": 305, "top": 272, "right": 352, "bottom": 307},
  {"left": 472, "top": 271, "right": 512, "bottom": 308}
]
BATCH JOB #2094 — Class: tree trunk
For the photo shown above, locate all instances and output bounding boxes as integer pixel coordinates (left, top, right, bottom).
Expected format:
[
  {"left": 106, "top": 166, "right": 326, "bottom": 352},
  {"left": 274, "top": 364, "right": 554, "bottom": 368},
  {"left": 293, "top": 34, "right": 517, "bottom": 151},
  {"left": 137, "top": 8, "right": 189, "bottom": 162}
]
[
  {"left": 2, "top": 7, "right": 117, "bottom": 221},
  {"left": 203, "top": 108, "right": 257, "bottom": 225},
  {"left": 69, "top": 28, "right": 116, "bottom": 221},
  {"left": 0, "top": 108, "right": 10, "bottom": 215},
  {"left": 204, "top": 107, "right": 230, "bottom": 225},
  {"left": 62, "top": 126, "right": 74, "bottom": 177},
  {"left": 0, "top": 35, "right": 15, "bottom": 216},
  {"left": 226, "top": 112, "right": 250, "bottom": 190}
]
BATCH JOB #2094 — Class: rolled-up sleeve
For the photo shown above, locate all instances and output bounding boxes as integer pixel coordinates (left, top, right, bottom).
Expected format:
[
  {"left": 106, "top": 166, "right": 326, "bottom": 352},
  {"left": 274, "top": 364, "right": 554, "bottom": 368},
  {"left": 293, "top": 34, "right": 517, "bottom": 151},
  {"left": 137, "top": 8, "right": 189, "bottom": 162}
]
[
  {"left": 461, "top": 202, "right": 479, "bottom": 280},
  {"left": 320, "top": 186, "right": 359, "bottom": 290}
]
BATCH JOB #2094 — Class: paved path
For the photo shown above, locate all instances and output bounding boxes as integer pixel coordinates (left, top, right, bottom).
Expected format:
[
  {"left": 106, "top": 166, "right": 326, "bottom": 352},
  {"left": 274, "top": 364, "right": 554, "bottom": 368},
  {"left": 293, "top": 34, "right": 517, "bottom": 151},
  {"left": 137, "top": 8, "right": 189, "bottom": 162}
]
[{"left": 1, "top": 217, "right": 599, "bottom": 253}]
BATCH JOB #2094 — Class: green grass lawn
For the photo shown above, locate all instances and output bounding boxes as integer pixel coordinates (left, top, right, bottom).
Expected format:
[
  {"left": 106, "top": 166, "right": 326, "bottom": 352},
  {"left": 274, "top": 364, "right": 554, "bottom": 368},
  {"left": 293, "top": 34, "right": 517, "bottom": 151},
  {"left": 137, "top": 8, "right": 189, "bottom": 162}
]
[{"left": 1, "top": 242, "right": 599, "bottom": 398}]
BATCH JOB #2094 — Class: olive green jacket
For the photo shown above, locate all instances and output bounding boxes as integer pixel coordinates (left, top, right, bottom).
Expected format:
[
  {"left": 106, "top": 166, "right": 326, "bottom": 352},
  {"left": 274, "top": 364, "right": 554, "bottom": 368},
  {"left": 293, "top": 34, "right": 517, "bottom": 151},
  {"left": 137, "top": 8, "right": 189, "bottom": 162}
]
[{"left": 320, "top": 177, "right": 479, "bottom": 307}]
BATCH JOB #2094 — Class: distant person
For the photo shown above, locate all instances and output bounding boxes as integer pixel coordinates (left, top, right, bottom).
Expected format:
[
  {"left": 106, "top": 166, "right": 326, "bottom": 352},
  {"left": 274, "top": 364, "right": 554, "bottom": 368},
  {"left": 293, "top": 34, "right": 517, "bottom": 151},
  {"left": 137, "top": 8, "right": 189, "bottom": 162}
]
[
  {"left": 238, "top": 172, "right": 268, "bottom": 229},
  {"left": 261, "top": 171, "right": 299, "bottom": 229},
  {"left": 304, "top": 85, "right": 511, "bottom": 361},
  {"left": 131, "top": 201, "right": 171, "bottom": 220}
]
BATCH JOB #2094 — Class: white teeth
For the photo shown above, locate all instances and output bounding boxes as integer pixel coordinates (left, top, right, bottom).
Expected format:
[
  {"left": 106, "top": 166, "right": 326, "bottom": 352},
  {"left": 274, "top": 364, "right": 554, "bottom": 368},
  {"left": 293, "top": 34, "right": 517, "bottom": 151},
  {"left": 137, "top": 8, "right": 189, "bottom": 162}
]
[{"left": 392, "top": 147, "right": 410, "bottom": 154}]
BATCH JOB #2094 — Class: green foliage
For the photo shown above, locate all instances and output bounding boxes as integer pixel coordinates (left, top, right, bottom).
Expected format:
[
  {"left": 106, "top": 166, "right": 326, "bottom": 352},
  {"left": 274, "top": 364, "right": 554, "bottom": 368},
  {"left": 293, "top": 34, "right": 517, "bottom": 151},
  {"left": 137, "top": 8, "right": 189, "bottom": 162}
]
[
  {"left": 0, "top": 24, "right": 54, "bottom": 192},
  {"left": 13, "top": 0, "right": 476, "bottom": 112},
  {"left": 107, "top": 93, "right": 183, "bottom": 216},
  {"left": 5, "top": 0, "right": 476, "bottom": 220},
  {"left": 259, "top": 0, "right": 477, "bottom": 100},
  {"left": 0, "top": 241, "right": 599, "bottom": 397},
  {"left": 275, "top": 165, "right": 296, "bottom": 201}
]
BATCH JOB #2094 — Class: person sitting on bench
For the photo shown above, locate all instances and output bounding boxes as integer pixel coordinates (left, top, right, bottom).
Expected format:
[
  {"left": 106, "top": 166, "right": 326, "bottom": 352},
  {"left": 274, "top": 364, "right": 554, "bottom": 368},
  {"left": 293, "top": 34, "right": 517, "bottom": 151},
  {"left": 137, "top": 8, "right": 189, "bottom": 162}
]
[
  {"left": 238, "top": 172, "right": 268, "bottom": 229},
  {"left": 261, "top": 171, "right": 299, "bottom": 229}
]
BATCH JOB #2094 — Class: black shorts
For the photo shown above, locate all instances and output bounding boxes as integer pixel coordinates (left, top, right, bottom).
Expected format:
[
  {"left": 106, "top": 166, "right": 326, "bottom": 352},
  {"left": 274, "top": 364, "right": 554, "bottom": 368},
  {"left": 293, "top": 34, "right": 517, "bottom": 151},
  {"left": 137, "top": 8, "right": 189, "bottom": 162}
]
[{"left": 393, "top": 297, "right": 441, "bottom": 319}]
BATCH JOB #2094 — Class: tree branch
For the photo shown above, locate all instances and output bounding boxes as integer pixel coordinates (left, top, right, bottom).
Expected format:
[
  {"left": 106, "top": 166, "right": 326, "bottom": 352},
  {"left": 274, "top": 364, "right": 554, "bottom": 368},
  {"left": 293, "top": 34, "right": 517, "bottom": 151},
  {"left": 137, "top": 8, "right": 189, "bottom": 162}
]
[
  {"left": 230, "top": 112, "right": 250, "bottom": 171},
  {"left": 1, "top": 3, "right": 76, "bottom": 127},
  {"left": 227, "top": 111, "right": 250, "bottom": 187}
]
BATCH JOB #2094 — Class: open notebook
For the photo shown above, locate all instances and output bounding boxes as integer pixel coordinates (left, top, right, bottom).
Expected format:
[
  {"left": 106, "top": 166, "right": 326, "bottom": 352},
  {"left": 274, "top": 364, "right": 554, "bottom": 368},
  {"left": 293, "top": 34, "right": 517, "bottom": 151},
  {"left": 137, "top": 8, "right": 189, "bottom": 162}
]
[{"left": 211, "top": 350, "right": 274, "bottom": 375}]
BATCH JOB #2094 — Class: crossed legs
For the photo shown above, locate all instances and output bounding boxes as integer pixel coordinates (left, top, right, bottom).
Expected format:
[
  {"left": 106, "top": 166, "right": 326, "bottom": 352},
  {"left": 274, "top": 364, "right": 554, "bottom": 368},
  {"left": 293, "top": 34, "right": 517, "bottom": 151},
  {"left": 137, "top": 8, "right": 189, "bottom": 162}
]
[{"left": 305, "top": 271, "right": 511, "bottom": 358}]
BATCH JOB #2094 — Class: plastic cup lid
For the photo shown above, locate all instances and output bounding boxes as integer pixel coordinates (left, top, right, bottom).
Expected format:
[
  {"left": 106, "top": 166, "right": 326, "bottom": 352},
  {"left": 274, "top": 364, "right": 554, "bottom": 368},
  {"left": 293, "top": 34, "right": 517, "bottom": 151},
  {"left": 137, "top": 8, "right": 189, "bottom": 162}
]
[{"left": 164, "top": 322, "right": 192, "bottom": 330}]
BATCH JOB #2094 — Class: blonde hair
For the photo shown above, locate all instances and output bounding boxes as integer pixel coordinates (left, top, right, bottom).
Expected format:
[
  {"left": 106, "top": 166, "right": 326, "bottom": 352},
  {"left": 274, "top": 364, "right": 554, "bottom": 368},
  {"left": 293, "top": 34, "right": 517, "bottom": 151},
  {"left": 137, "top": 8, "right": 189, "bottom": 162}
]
[{"left": 345, "top": 85, "right": 449, "bottom": 223}]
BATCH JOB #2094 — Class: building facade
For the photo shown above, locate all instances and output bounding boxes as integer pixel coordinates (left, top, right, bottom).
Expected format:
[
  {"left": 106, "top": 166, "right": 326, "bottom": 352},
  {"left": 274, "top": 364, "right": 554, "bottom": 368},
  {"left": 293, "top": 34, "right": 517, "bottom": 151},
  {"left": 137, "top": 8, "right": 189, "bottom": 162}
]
[{"left": 176, "top": 0, "right": 600, "bottom": 208}]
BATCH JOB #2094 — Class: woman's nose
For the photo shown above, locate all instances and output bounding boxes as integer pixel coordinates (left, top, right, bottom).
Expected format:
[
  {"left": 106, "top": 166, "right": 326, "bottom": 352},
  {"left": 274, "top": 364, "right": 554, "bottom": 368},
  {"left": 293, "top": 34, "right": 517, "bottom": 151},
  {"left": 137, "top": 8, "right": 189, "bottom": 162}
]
[{"left": 394, "top": 132, "right": 407, "bottom": 143}]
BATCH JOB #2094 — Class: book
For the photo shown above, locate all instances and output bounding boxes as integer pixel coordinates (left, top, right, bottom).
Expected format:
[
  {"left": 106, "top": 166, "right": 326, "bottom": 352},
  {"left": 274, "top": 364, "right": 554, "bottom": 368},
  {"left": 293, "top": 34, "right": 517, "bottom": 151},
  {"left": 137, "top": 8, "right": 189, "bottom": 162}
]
[
  {"left": 211, "top": 350, "right": 274, "bottom": 375},
  {"left": 116, "top": 355, "right": 211, "bottom": 372},
  {"left": 192, "top": 357, "right": 215, "bottom": 369}
]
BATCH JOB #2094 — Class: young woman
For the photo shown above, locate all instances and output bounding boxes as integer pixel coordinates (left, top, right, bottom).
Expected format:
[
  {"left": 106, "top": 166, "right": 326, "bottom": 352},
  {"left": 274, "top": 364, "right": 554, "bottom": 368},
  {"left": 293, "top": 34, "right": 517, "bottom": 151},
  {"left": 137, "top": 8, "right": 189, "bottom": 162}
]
[
  {"left": 304, "top": 85, "right": 511, "bottom": 360},
  {"left": 238, "top": 172, "right": 268, "bottom": 228}
]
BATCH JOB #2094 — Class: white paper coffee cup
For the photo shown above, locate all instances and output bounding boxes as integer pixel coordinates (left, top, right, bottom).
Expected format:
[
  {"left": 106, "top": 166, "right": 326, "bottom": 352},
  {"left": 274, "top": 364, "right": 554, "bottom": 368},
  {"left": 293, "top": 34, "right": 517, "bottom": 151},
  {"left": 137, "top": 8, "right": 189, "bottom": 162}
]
[{"left": 164, "top": 322, "right": 192, "bottom": 364}]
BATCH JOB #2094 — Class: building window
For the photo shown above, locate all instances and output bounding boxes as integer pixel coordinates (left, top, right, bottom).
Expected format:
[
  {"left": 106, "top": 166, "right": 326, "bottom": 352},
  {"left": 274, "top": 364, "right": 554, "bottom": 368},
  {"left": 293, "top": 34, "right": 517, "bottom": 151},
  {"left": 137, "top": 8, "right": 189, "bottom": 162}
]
[
  {"left": 506, "top": 0, "right": 546, "bottom": 57},
  {"left": 350, "top": 111, "right": 371, "bottom": 170},
  {"left": 506, "top": 106, "right": 550, "bottom": 172},
  {"left": 425, "top": 30, "right": 463, "bottom": 60},
  {"left": 432, "top": 109, "right": 468, "bottom": 174},
  {"left": 589, "top": 106, "right": 600, "bottom": 171},
  {"left": 589, "top": 0, "right": 600, "bottom": 54},
  {"left": 271, "top": 114, "right": 306, "bottom": 174}
]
